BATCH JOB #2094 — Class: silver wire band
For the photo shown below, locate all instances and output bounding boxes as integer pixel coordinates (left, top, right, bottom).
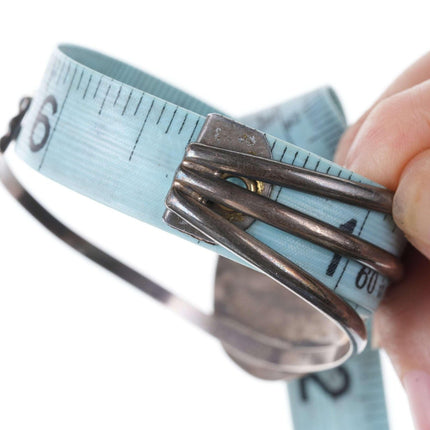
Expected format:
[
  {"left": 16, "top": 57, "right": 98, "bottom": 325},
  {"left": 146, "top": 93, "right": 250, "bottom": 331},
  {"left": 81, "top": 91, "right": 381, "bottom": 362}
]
[
  {"left": 1, "top": 101, "right": 403, "bottom": 377},
  {"left": 176, "top": 158, "right": 401, "bottom": 281},
  {"left": 164, "top": 114, "right": 403, "bottom": 368},
  {"left": 1, "top": 98, "right": 359, "bottom": 376},
  {"left": 184, "top": 143, "right": 394, "bottom": 213}
]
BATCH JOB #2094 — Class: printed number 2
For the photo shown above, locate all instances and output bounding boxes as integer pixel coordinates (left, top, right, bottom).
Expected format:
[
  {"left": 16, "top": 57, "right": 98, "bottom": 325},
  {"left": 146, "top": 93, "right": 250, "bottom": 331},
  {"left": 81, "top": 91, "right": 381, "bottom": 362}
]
[
  {"left": 299, "top": 366, "right": 351, "bottom": 401},
  {"left": 30, "top": 95, "right": 58, "bottom": 152}
]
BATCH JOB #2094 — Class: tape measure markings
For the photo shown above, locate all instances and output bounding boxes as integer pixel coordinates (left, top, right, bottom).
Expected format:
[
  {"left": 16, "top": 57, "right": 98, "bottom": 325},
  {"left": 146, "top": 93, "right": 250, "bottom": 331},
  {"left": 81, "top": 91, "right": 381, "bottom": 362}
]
[
  {"left": 75, "top": 69, "right": 84, "bottom": 92},
  {"left": 98, "top": 83, "right": 111, "bottom": 115},
  {"left": 82, "top": 74, "right": 92, "bottom": 99},
  {"left": 7, "top": 45, "right": 406, "bottom": 430},
  {"left": 112, "top": 84, "right": 122, "bottom": 105},
  {"left": 15, "top": 45, "right": 405, "bottom": 317},
  {"left": 130, "top": 98, "right": 154, "bottom": 161},
  {"left": 37, "top": 59, "right": 205, "bottom": 187},
  {"left": 243, "top": 95, "right": 390, "bottom": 430}
]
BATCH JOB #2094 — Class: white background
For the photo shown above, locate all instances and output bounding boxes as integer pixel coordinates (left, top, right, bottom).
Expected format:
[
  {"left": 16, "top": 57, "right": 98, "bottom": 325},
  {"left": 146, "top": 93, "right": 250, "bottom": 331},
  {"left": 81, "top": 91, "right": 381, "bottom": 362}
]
[{"left": 0, "top": 1, "right": 427, "bottom": 429}]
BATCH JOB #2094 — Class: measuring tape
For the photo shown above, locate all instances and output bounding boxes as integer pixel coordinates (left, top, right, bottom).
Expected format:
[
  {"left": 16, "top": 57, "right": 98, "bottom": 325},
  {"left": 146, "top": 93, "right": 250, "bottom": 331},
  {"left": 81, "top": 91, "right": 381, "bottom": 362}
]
[
  {"left": 243, "top": 104, "right": 390, "bottom": 430},
  {"left": 3, "top": 44, "right": 405, "bottom": 428}
]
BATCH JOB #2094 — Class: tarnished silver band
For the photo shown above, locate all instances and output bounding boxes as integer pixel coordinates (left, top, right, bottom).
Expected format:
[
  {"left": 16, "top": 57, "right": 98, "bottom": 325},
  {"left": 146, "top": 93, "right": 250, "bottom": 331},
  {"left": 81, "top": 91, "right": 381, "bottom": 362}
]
[
  {"left": 1, "top": 100, "right": 403, "bottom": 379},
  {"left": 164, "top": 113, "right": 403, "bottom": 373},
  {"left": 176, "top": 154, "right": 401, "bottom": 281}
]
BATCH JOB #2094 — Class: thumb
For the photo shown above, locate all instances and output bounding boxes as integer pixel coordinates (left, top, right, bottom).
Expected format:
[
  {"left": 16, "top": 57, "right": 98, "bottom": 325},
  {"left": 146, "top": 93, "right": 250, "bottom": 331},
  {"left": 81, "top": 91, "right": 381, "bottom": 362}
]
[
  {"left": 336, "top": 82, "right": 430, "bottom": 430},
  {"left": 374, "top": 247, "right": 430, "bottom": 430}
]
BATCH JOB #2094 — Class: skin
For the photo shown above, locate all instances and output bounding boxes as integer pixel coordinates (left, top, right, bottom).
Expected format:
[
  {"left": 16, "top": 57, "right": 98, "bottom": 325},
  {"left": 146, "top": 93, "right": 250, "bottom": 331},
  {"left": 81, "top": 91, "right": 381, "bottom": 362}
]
[{"left": 334, "top": 52, "right": 430, "bottom": 428}]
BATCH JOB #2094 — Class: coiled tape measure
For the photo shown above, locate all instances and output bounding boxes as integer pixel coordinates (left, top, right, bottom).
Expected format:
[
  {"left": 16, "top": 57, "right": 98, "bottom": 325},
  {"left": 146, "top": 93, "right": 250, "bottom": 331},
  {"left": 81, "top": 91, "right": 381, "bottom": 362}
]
[{"left": 0, "top": 45, "right": 406, "bottom": 429}]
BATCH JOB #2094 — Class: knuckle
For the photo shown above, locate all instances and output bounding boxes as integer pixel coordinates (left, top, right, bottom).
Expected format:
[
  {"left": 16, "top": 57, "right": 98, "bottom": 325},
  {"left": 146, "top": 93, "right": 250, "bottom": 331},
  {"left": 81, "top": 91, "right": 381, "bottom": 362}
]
[{"left": 371, "top": 95, "right": 403, "bottom": 122}]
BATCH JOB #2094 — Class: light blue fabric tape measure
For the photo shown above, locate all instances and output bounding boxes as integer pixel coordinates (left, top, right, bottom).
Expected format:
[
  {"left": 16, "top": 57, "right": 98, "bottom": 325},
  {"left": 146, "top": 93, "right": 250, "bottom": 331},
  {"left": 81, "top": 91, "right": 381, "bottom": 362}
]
[
  {"left": 244, "top": 105, "right": 390, "bottom": 430},
  {"left": 16, "top": 45, "right": 404, "bottom": 315},
  {"left": 12, "top": 44, "right": 404, "bottom": 429}
]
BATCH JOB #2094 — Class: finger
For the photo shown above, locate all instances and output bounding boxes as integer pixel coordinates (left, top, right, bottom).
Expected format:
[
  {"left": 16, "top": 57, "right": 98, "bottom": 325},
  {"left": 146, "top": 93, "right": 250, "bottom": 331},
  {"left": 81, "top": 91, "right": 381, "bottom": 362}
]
[
  {"left": 334, "top": 109, "right": 369, "bottom": 164},
  {"left": 335, "top": 51, "right": 430, "bottom": 165},
  {"left": 374, "top": 246, "right": 430, "bottom": 430},
  {"left": 336, "top": 74, "right": 430, "bottom": 429},
  {"left": 342, "top": 79, "right": 430, "bottom": 190},
  {"left": 381, "top": 50, "right": 430, "bottom": 99},
  {"left": 393, "top": 149, "right": 430, "bottom": 260}
]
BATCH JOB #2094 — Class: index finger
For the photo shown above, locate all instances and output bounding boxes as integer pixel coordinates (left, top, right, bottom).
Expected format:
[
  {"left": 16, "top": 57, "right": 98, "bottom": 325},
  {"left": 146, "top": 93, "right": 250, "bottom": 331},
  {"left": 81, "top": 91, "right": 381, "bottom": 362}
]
[{"left": 335, "top": 51, "right": 430, "bottom": 165}]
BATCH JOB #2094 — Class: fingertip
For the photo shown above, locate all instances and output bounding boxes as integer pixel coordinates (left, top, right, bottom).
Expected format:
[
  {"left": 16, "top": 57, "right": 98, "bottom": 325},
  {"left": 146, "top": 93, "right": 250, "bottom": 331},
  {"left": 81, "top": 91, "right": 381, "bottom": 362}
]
[
  {"left": 341, "top": 83, "right": 430, "bottom": 190},
  {"left": 343, "top": 97, "right": 405, "bottom": 189}
]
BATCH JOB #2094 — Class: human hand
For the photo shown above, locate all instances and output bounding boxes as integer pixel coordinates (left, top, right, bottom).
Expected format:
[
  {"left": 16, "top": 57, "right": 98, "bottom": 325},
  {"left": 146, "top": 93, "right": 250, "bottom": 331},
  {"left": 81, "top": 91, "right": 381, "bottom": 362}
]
[{"left": 335, "top": 52, "right": 430, "bottom": 430}]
